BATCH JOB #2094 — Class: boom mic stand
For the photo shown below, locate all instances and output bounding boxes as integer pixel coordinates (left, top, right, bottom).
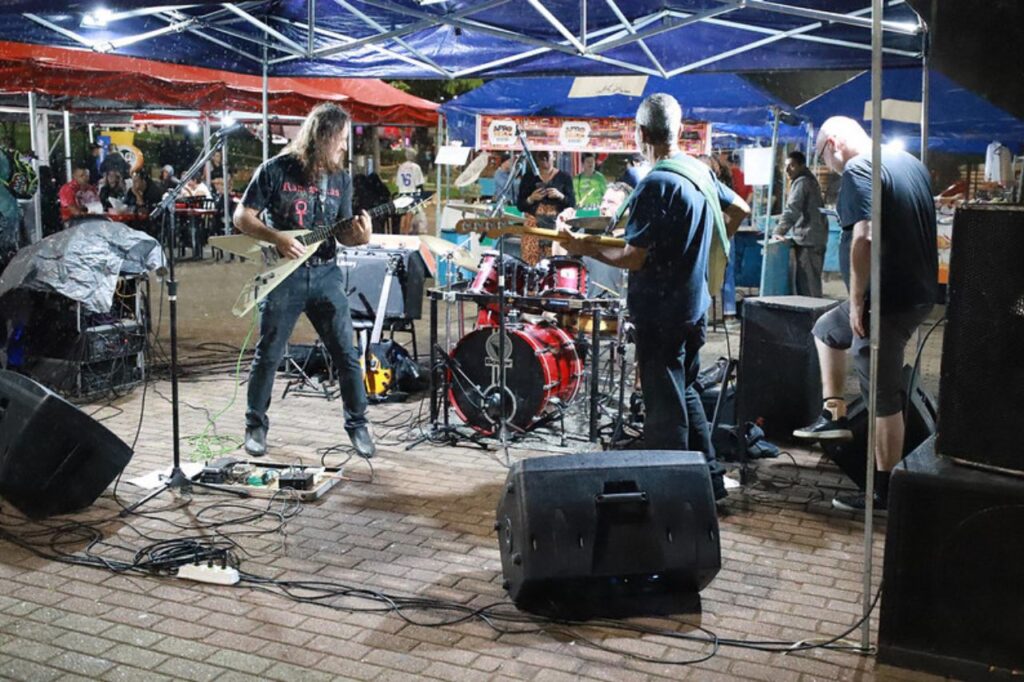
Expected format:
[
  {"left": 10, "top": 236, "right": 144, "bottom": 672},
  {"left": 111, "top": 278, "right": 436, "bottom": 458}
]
[
  {"left": 484, "top": 130, "right": 541, "bottom": 460},
  {"left": 121, "top": 124, "right": 250, "bottom": 516}
]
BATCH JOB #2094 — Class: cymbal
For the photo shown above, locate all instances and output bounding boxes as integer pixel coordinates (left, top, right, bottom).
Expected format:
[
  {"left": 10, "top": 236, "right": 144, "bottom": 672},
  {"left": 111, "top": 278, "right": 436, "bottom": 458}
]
[
  {"left": 419, "top": 235, "right": 478, "bottom": 272},
  {"left": 444, "top": 200, "right": 492, "bottom": 216},
  {"left": 567, "top": 216, "right": 614, "bottom": 233},
  {"left": 453, "top": 151, "right": 490, "bottom": 188}
]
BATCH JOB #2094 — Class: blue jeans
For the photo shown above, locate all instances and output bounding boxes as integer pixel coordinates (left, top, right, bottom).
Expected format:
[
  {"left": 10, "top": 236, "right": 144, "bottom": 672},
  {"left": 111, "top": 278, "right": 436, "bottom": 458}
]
[
  {"left": 634, "top": 316, "right": 725, "bottom": 495},
  {"left": 246, "top": 263, "right": 368, "bottom": 434}
]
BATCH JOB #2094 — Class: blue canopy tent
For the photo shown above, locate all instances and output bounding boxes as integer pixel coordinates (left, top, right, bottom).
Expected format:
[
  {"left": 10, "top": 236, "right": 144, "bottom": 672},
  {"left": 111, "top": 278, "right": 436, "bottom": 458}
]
[
  {"left": 440, "top": 74, "right": 807, "bottom": 146},
  {"left": 798, "top": 67, "right": 1024, "bottom": 153},
  {"left": 0, "top": 2, "right": 923, "bottom": 79}
]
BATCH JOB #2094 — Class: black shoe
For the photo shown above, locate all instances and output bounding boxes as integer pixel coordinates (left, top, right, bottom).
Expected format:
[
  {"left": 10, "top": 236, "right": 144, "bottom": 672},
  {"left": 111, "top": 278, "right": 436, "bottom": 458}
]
[
  {"left": 349, "top": 426, "right": 376, "bottom": 459},
  {"left": 792, "top": 411, "right": 853, "bottom": 441},
  {"left": 832, "top": 491, "right": 887, "bottom": 515},
  {"left": 244, "top": 425, "right": 267, "bottom": 458}
]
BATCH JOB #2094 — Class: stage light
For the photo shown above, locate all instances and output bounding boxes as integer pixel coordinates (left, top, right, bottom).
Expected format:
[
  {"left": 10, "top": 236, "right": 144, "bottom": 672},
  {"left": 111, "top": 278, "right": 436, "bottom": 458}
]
[
  {"left": 82, "top": 7, "right": 113, "bottom": 27},
  {"left": 221, "top": 115, "right": 237, "bottom": 128},
  {"left": 187, "top": 121, "right": 200, "bottom": 134}
]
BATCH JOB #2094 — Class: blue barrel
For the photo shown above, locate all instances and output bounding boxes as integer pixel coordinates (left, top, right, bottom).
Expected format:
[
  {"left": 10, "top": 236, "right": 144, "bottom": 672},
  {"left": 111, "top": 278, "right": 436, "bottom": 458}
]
[{"left": 436, "top": 230, "right": 476, "bottom": 285}]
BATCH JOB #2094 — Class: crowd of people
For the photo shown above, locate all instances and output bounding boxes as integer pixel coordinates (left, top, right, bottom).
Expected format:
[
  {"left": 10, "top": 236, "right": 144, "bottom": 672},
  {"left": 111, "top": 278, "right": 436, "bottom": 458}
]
[{"left": 55, "top": 148, "right": 234, "bottom": 241}]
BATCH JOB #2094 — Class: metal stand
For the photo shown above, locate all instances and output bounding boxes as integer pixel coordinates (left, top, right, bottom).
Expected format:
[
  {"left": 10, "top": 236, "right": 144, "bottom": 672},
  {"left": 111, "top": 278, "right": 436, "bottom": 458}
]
[
  {"left": 121, "top": 127, "right": 249, "bottom": 516},
  {"left": 281, "top": 342, "right": 339, "bottom": 401},
  {"left": 407, "top": 266, "right": 489, "bottom": 452}
]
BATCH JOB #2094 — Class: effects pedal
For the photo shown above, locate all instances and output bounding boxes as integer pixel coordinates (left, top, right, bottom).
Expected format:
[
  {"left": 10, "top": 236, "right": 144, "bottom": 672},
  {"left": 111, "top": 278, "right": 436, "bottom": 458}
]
[{"left": 278, "top": 468, "right": 315, "bottom": 491}]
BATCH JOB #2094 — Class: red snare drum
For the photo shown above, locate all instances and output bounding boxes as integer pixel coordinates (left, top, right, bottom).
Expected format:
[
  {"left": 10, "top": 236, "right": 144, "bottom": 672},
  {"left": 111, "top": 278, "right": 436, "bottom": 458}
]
[
  {"left": 539, "top": 256, "right": 588, "bottom": 299},
  {"left": 448, "top": 322, "right": 582, "bottom": 434},
  {"left": 469, "top": 251, "right": 529, "bottom": 308}
]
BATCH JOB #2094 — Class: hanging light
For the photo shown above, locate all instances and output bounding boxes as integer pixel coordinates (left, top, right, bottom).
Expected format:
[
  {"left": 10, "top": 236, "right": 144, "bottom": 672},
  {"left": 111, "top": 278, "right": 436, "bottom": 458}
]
[
  {"left": 883, "top": 138, "right": 906, "bottom": 152},
  {"left": 82, "top": 7, "right": 114, "bottom": 27},
  {"left": 187, "top": 120, "right": 200, "bottom": 134}
]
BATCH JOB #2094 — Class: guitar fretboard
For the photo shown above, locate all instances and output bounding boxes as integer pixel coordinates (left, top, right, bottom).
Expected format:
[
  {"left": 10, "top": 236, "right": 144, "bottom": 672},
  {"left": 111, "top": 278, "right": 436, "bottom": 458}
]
[{"left": 297, "top": 201, "right": 397, "bottom": 246}]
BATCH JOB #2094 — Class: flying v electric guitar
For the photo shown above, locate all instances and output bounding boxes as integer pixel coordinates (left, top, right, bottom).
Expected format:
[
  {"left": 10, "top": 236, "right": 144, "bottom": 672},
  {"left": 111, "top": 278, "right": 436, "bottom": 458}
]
[{"left": 209, "top": 192, "right": 432, "bottom": 317}]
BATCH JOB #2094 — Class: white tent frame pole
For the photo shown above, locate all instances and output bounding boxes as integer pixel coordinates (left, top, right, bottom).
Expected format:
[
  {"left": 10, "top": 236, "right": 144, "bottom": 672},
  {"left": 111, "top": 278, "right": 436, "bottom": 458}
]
[
  {"left": 862, "top": 0, "right": 884, "bottom": 650},
  {"left": 222, "top": 4, "right": 307, "bottom": 56},
  {"left": 758, "top": 106, "right": 781, "bottom": 293},
  {"left": 62, "top": 110, "right": 72, "bottom": 182},
  {"left": 26, "top": 92, "right": 42, "bottom": 243},
  {"left": 600, "top": 0, "right": 667, "bottom": 75},
  {"left": 920, "top": 33, "right": 930, "bottom": 166},
  {"left": 269, "top": 16, "right": 456, "bottom": 73},
  {"left": 435, "top": 114, "right": 443, "bottom": 236},
  {"left": 203, "top": 118, "right": 212, "bottom": 186},
  {"left": 331, "top": 0, "right": 453, "bottom": 78},
  {"left": 262, "top": 40, "right": 270, "bottom": 162}
]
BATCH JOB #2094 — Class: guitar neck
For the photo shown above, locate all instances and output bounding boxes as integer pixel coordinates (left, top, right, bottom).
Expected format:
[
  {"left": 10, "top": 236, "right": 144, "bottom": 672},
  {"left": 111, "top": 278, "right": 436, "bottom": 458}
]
[
  {"left": 297, "top": 201, "right": 396, "bottom": 246},
  {"left": 455, "top": 218, "right": 625, "bottom": 248},
  {"left": 521, "top": 226, "right": 625, "bottom": 248}
]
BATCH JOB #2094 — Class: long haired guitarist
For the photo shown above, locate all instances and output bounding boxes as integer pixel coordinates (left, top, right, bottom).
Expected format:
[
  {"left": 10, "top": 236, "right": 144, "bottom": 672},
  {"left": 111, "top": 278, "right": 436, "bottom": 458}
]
[{"left": 233, "top": 103, "right": 375, "bottom": 459}]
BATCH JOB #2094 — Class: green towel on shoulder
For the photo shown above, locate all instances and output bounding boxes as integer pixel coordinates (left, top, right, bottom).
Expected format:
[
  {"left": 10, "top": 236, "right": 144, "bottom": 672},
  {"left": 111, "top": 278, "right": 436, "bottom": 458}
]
[{"left": 652, "top": 156, "right": 731, "bottom": 295}]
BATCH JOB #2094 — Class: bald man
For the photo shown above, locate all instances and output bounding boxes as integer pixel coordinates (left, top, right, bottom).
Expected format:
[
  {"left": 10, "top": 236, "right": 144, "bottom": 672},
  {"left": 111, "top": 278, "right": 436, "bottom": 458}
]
[{"left": 792, "top": 116, "right": 937, "bottom": 513}]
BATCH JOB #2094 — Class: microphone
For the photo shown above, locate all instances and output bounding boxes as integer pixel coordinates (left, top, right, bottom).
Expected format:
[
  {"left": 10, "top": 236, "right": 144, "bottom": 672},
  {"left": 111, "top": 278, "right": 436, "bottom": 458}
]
[
  {"left": 213, "top": 122, "right": 249, "bottom": 139},
  {"left": 515, "top": 126, "right": 542, "bottom": 177}
]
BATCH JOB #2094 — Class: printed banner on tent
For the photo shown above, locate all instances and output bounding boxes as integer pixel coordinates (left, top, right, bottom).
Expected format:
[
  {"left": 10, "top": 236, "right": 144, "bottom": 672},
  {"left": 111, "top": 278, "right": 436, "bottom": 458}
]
[{"left": 476, "top": 115, "right": 709, "bottom": 155}]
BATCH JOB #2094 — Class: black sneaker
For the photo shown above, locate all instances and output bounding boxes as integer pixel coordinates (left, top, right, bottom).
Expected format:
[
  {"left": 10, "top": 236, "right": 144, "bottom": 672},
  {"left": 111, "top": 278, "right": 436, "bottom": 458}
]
[
  {"left": 792, "top": 411, "right": 853, "bottom": 441},
  {"left": 244, "top": 425, "right": 267, "bottom": 457},
  {"left": 832, "top": 491, "right": 887, "bottom": 515}
]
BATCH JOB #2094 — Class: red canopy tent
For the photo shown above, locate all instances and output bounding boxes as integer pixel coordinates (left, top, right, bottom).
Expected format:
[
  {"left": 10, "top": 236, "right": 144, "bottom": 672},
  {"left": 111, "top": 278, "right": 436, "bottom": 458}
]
[{"left": 0, "top": 40, "right": 438, "bottom": 125}]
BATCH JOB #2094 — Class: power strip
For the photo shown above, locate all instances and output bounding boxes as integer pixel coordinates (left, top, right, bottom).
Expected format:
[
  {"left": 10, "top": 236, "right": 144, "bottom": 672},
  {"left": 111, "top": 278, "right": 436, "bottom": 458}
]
[{"left": 177, "top": 563, "right": 240, "bottom": 586}]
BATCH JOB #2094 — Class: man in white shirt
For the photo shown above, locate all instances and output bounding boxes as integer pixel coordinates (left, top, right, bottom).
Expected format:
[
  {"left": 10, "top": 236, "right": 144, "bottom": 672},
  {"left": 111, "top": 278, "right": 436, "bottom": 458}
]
[{"left": 395, "top": 148, "right": 425, "bottom": 195}]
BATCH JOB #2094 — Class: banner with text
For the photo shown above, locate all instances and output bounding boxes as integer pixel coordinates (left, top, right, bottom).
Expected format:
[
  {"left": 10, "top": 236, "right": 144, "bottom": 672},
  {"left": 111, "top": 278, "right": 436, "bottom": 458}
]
[{"left": 476, "top": 115, "right": 710, "bottom": 155}]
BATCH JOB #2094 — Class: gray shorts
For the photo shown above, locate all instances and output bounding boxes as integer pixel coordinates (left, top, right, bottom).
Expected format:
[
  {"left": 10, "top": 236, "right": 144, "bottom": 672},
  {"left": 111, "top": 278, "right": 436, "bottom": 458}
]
[{"left": 812, "top": 301, "right": 933, "bottom": 416}]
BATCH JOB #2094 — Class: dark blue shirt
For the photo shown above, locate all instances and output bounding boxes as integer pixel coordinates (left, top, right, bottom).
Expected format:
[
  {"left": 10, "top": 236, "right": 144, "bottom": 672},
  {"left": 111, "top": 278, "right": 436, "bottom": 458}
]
[
  {"left": 836, "top": 148, "right": 937, "bottom": 312},
  {"left": 624, "top": 154, "right": 737, "bottom": 325}
]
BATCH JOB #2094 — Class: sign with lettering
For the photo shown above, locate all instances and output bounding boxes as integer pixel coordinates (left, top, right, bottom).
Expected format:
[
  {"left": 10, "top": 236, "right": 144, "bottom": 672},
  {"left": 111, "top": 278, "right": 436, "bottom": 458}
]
[{"left": 478, "top": 115, "right": 710, "bottom": 155}]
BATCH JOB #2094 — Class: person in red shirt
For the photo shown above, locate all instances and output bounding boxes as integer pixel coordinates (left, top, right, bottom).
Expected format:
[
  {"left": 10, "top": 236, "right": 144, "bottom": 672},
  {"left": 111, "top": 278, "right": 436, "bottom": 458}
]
[
  {"left": 58, "top": 163, "right": 100, "bottom": 219},
  {"left": 719, "top": 150, "right": 753, "bottom": 204}
]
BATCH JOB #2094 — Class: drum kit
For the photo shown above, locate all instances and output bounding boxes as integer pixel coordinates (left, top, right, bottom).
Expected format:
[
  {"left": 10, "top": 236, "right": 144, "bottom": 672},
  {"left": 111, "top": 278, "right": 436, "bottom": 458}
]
[{"left": 418, "top": 232, "right": 630, "bottom": 444}]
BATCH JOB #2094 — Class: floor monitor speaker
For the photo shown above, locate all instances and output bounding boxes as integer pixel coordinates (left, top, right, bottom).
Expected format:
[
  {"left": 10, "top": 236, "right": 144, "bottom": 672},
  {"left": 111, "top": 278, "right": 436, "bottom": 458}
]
[
  {"left": 0, "top": 370, "right": 133, "bottom": 519},
  {"left": 496, "top": 450, "right": 720, "bottom": 617}
]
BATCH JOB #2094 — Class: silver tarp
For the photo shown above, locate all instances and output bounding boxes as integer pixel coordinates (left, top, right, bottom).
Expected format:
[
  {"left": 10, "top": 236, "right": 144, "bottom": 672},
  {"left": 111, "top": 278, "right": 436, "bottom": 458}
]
[{"left": 0, "top": 219, "right": 165, "bottom": 313}]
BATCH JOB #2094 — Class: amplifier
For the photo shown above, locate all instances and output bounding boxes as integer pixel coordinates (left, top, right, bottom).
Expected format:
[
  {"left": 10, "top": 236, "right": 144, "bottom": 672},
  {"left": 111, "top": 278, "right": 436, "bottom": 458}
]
[
  {"left": 337, "top": 247, "right": 426, "bottom": 321},
  {"left": 80, "top": 321, "right": 146, "bottom": 362},
  {"left": 26, "top": 356, "right": 142, "bottom": 401}
]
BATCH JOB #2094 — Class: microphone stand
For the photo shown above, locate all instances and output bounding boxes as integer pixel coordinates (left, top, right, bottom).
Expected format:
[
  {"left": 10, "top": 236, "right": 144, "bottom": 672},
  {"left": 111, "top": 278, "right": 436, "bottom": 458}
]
[
  {"left": 121, "top": 126, "right": 249, "bottom": 516},
  {"left": 485, "top": 130, "right": 540, "bottom": 460}
]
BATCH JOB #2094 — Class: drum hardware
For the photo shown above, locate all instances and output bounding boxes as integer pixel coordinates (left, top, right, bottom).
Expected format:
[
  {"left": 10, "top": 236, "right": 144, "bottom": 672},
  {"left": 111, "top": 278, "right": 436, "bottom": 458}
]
[{"left": 405, "top": 253, "right": 491, "bottom": 453}]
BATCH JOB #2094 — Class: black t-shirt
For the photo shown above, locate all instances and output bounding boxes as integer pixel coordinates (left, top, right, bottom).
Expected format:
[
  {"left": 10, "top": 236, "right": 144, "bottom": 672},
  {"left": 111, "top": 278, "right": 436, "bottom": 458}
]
[
  {"left": 836, "top": 149, "right": 938, "bottom": 312},
  {"left": 624, "top": 154, "right": 738, "bottom": 325},
  {"left": 516, "top": 169, "right": 575, "bottom": 218},
  {"left": 241, "top": 154, "right": 352, "bottom": 261}
]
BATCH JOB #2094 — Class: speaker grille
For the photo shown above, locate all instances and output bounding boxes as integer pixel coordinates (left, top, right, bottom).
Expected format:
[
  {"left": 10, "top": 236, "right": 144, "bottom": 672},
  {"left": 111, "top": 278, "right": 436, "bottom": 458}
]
[{"left": 937, "top": 206, "right": 1024, "bottom": 471}]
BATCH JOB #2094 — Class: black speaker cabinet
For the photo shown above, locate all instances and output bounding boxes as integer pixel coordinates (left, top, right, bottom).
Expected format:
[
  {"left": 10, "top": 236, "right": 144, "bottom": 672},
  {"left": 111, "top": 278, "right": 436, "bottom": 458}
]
[
  {"left": 337, "top": 247, "right": 426, "bottom": 322},
  {"left": 496, "top": 451, "right": 720, "bottom": 616},
  {"left": 0, "top": 370, "right": 133, "bottom": 519},
  {"left": 938, "top": 205, "right": 1024, "bottom": 473},
  {"left": 820, "top": 365, "right": 937, "bottom": 491},
  {"left": 738, "top": 296, "right": 839, "bottom": 438},
  {"left": 879, "top": 435, "right": 1024, "bottom": 679}
]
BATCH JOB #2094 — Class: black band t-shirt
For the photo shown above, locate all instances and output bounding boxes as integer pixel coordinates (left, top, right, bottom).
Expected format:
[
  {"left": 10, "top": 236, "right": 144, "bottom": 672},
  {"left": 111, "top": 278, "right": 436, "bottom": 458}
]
[{"left": 241, "top": 153, "right": 353, "bottom": 262}]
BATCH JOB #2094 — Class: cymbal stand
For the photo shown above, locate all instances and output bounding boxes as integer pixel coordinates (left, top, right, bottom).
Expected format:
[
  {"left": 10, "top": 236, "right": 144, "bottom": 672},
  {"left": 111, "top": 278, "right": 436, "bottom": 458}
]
[{"left": 407, "top": 256, "right": 487, "bottom": 451}]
